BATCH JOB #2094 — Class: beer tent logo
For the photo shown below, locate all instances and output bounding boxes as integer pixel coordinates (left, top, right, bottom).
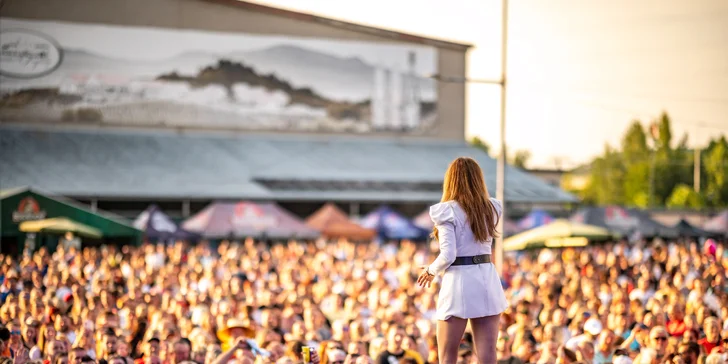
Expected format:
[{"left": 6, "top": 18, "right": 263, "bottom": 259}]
[
  {"left": 0, "top": 30, "right": 62, "bottom": 78},
  {"left": 570, "top": 210, "right": 586, "bottom": 224},
  {"left": 604, "top": 206, "right": 639, "bottom": 229},
  {"left": 231, "top": 202, "right": 277, "bottom": 229},
  {"left": 12, "top": 197, "right": 47, "bottom": 222}
]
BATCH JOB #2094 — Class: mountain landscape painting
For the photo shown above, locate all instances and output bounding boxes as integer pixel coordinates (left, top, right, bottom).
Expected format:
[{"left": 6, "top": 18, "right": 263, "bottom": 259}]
[{"left": 0, "top": 18, "right": 438, "bottom": 134}]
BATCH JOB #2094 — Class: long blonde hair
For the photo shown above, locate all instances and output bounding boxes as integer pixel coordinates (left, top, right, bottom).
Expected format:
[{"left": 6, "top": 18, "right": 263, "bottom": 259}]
[{"left": 433, "top": 157, "right": 499, "bottom": 243}]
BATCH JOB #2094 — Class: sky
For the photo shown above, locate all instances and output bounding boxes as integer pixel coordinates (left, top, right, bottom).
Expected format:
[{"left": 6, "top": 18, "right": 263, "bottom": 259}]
[{"left": 251, "top": 0, "right": 728, "bottom": 168}]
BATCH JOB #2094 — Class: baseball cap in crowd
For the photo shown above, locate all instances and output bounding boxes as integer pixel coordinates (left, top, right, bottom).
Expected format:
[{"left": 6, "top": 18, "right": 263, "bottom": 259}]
[{"left": 584, "top": 318, "right": 603, "bottom": 336}]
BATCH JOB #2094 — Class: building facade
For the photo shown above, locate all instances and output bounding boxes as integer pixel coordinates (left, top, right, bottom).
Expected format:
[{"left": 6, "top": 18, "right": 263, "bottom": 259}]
[{"left": 0, "top": 0, "right": 577, "bottom": 220}]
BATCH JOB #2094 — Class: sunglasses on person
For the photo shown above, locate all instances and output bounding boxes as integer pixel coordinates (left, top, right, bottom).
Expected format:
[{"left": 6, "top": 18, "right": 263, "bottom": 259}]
[{"left": 653, "top": 336, "right": 668, "bottom": 341}]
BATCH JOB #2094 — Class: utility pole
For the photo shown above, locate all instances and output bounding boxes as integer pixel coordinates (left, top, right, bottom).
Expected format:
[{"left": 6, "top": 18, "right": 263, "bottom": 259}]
[
  {"left": 494, "top": 0, "right": 509, "bottom": 276},
  {"left": 694, "top": 148, "right": 701, "bottom": 193},
  {"left": 427, "top": 0, "right": 509, "bottom": 275}
]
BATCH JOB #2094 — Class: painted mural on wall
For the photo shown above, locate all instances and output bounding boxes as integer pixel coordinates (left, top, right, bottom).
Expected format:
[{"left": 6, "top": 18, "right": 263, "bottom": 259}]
[{"left": 0, "top": 18, "right": 439, "bottom": 134}]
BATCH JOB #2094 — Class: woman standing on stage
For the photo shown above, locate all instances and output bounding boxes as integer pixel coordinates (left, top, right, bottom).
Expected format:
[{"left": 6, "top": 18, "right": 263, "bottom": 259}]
[{"left": 417, "top": 157, "right": 508, "bottom": 364}]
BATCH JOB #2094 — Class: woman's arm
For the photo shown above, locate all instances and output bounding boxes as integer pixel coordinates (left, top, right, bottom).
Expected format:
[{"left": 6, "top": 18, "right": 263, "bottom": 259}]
[{"left": 427, "top": 203, "right": 457, "bottom": 276}]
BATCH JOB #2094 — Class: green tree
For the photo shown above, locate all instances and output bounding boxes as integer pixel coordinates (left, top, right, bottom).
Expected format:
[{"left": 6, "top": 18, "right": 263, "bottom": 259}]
[
  {"left": 510, "top": 149, "right": 532, "bottom": 169},
  {"left": 581, "top": 144, "right": 625, "bottom": 205},
  {"left": 620, "top": 121, "right": 651, "bottom": 207},
  {"left": 470, "top": 137, "right": 491, "bottom": 156},
  {"left": 666, "top": 184, "right": 705, "bottom": 208},
  {"left": 579, "top": 111, "right": 727, "bottom": 208},
  {"left": 703, "top": 136, "right": 728, "bottom": 207}
]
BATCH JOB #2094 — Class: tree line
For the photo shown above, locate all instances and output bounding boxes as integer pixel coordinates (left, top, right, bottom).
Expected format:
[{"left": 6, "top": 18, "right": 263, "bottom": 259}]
[
  {"left": 577, "top": 112, "right": 727, "bottom": 209},
  {"left": 469, "top": 112, "right": 727, "bottom": 209}
]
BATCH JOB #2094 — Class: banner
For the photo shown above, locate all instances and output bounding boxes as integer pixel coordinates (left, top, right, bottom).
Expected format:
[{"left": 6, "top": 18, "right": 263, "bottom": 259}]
[{"left": 1, "top": 18, "right": 438, "bottom": 135}]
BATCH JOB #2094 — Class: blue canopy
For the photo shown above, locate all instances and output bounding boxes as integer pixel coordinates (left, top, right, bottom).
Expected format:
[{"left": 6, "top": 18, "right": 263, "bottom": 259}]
[
  {"left": 134, "top": 204, "right": 200, "bottom": 242},
  {"left": 360, "top": 205, "right": 428, "bottom": 241},
  {"left": 517, "top": 209, "right": 555, "bottom": 230}
]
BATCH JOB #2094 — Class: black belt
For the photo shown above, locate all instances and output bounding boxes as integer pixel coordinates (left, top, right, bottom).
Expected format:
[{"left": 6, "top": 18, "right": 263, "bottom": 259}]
[{"left": 450, "top": 254, "right": 492, "bottom": 266}]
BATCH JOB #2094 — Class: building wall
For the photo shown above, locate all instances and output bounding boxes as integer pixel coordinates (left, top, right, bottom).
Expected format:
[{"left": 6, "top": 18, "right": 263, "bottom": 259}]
[{"left": 2, "top": 0, "right": 468, "bottom": 140}]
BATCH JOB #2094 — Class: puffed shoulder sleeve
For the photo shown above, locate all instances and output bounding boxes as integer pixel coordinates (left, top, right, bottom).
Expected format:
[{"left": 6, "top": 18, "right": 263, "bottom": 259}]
[
  {"left": 427, "top": 202, "right": 457, "bottom": 275},
  {"left": 489, "top": 197, "right": 503, "bottom": 218},
  {"left": 429, "top": 201, "right": 456, "bottom": 226}
]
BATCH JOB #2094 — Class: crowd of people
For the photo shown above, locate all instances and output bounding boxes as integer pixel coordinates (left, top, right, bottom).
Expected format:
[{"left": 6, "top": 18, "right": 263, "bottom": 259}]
[{"left": 0, "top": 238, "right": 726, "bottom": 364}]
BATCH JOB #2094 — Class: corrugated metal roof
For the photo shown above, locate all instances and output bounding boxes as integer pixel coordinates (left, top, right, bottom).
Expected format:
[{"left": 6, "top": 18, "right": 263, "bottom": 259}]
[{"left": 0, "top": 125, "right": 577, "bottom": 203}]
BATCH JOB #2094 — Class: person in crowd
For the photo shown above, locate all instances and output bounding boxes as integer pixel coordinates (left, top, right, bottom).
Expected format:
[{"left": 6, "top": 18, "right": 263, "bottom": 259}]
[
  {"left": 98, "top": 328, "right": 118, "bottom": 362},
  {"left": 374, "top": 326, "right": 422, "bottom": 364},
  {"left": 592, "top": 330, "right": 616, "bottom": 364},
  {"left": 698, "top": 317, "right": 722, "bottom": 355},
  {"left": 565, "top": 318, "right": 602, "bottom": 352},
  {"left": 417, "top": 157, "right": 507, "bottom": 364},
  {"left": 495, "top": 330, "right": 522, "bottom": 364},
  {"left": 168, "top": 339, "right": 191, "bottom": 364},
  {"left": 677, "top": 341, "right": 700, "bottom": 364}
]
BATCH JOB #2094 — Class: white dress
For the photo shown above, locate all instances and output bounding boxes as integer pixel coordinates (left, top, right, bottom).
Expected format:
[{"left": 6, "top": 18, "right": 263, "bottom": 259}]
[{"left": 427, "top": 198, "right": 508, "bottom": 321}]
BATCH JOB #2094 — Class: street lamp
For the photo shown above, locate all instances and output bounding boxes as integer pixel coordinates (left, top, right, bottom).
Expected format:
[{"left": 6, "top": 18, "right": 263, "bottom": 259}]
[{"left": 428, "top": 0, "right": 509, "bottom": 275}]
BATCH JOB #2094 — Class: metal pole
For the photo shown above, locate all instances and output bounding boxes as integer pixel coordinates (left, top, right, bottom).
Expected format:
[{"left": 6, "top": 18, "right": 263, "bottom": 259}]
[
  {"left": 182, "top": 200, "right": 191, "bottom": 217},
  {"left": 494, "top": 0, "right": 509, "bottom": 276},
  {"left": 350, "top": 202, "right": 360, "bottom": 219},
  {"left": 649, "top": 150, "right": 656, "bottom": 207},
  {"left": 694, "top": 148, "right": 701, "bottom": 193}
]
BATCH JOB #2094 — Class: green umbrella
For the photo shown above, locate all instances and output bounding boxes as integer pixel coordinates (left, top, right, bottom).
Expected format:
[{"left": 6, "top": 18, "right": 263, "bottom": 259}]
[
  {"left": 503, "top": 219, "right": 613, "bottom": 251},
  {"left": 20, "top": 217, "right": 103, "bottom": 239}
]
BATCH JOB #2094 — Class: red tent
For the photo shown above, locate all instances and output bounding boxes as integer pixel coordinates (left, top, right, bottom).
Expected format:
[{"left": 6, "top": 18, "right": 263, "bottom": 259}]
[
  {"left": 182, "top": 201, "right": 319, "bottom": 239},
  {"left": 306, "top": 203, "right": 375, "bottom": 240}
]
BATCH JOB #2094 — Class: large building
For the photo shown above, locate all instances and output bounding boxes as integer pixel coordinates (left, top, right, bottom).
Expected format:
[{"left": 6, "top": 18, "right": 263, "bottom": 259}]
[{"left": 0, "top": 0, "right": 576, "bottom": 220}]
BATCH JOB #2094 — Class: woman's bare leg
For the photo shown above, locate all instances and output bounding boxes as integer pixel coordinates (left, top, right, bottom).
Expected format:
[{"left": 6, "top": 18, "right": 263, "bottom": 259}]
[
  {"left": 469, "top": 314, "right": 500, "bottom": 364},
  {"left": 437, "top": 317, "right": 468, "bottom": 364}
]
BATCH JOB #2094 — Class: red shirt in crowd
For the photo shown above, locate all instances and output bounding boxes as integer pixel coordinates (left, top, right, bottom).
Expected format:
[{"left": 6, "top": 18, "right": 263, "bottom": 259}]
[
  {"left": 698, "top": 338, "right": 720, "bottom": 355},
  {"left": 667, "top": 319, "right": 686, "bottom": 337}
]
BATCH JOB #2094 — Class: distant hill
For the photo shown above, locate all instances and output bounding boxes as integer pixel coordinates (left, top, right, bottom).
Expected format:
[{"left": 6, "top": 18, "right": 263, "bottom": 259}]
[
  {"left": 228, "top": 44, "right": 434, "bottom": 102},
  {"left": 157, "top": 59, "right": 370, "bottom": 120}
]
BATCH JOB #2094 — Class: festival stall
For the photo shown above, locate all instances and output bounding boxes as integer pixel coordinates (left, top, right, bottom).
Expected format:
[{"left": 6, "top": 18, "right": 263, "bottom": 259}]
[
  {"left": 503, "top": 219, "right": 613, "bottom": 251},
  {"left": 1, "top": 187, "right": 141, "bottom": 254},
  {"left": 673, "top": 219, "right": 722, "bottom": 239},
  {"left": 360, "top": 205, "right": 428, "bottom": 241},
  {"left": 516, "top": 209, "right": 554, "bottom": 231},
  {"left": 134, "top": 204, "right": 200, "bottom": 242},
  {"left": 570, "top": 205, "right": 678, "bottom": 239},
  {"left": 306, "top": 203, "right": 376, "bottom": 240},
  {"left": 703, "top": 210, "right": 728, "bottom": 237},
  {"left": 182, "top": 201, "right": 319, "bottom": 239}
]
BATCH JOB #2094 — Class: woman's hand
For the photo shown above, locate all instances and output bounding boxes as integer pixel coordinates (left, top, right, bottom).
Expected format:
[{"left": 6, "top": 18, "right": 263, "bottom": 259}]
[
  {"left": 417, "top": 267, "right": 434, "bottom": 288},
  {"left": 13, "top": 346, "right": 29, "bottom": 364}
]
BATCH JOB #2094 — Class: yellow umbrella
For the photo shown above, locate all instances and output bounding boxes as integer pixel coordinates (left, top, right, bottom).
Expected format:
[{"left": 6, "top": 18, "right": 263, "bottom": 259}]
[
  {"left": 20, "top": 217, "right": 103, "bottom": 239},
  {"left": 503, "top": 219, "right": 612, "bottom": 251}
]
